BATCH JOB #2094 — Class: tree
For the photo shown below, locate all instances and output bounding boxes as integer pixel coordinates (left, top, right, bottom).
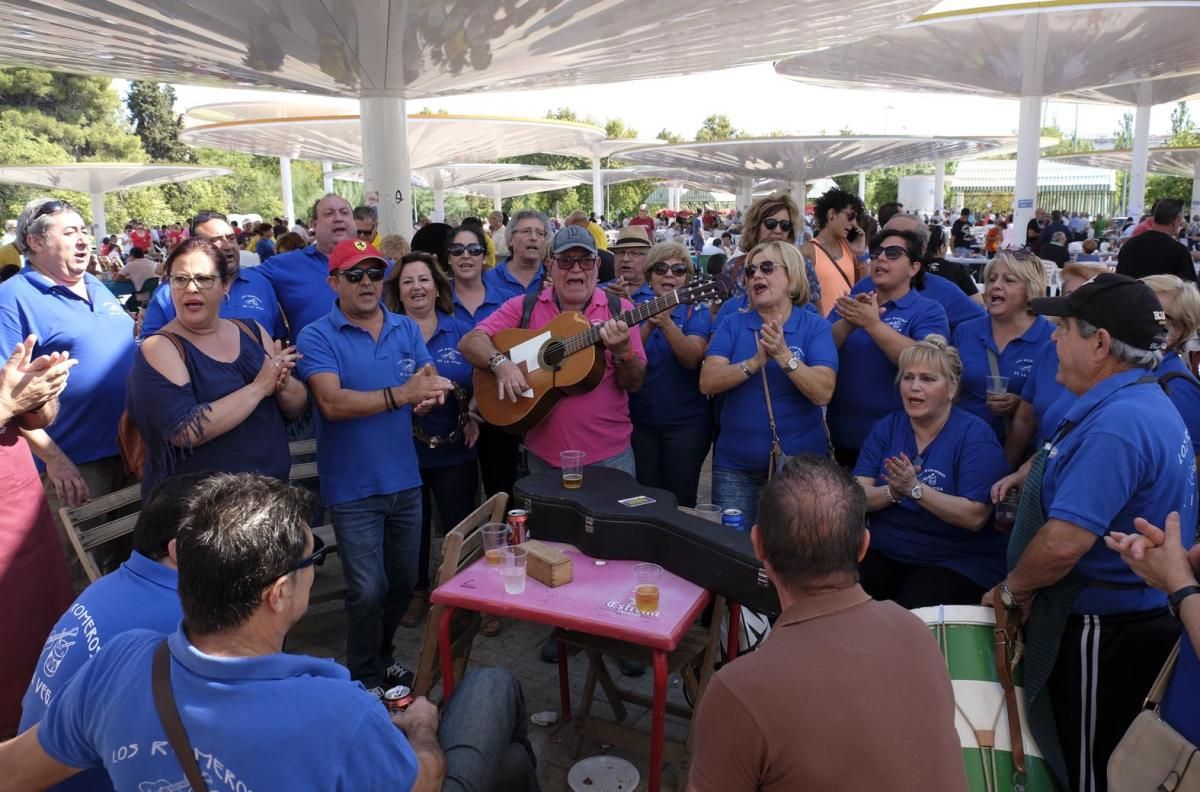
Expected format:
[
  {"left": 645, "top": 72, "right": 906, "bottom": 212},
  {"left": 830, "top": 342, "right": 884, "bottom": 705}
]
[
  {"left": 695, "top": 114, "right": 742, "bottom": 142},
  {"left": 126, "top": 81, "right": 192, "bottom": 162},
  {"left": 1169, "top": 102, "right": 1200, "bottom": 146},
  {"left": 656, "top": 129, "right": 685, "bottom": 144},
  {"left": 1113, "top": 112, "right": 1134, "bottom": 149}
]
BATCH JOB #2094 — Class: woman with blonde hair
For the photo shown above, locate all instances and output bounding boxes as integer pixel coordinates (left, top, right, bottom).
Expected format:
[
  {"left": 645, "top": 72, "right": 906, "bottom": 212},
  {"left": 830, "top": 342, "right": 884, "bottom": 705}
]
[
  {"left": 630, "top": 241, "right": 713, "bottom": 506},
  {"left": 720, "top": 192, "right": 819, "bottom": 308},
  {"left": 952, "top": 250, "right": 1055, "bottom": 444},
  {"left": 854, "top": 334, "right": 1009, "bottom": 608},
  {"left": 1142, "top": 274, "right": 1200, "bottom": 461},
  {"left": 701, "top": 240, "right": 838, "bottom": 525}
]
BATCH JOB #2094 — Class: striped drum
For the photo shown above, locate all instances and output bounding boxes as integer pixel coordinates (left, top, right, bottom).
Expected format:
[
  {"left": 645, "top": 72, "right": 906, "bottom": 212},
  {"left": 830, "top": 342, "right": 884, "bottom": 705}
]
[{"left": 913, "top": 605, "right": 1056, "bottom": 792}]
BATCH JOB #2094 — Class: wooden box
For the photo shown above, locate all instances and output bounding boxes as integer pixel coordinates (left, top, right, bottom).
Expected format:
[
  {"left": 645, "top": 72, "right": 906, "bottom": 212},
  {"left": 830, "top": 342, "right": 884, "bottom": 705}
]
[{"left": 521, "top": 540, "right": 573, "bottom": 587}]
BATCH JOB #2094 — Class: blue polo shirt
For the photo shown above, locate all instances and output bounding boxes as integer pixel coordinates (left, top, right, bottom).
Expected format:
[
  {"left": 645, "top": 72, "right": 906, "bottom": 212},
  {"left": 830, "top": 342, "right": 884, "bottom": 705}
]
[
  {"left": 1019, "top": 341, "right": 1073, "bottom": 446},
  {"left": 255, "top": 244, "right": 334, "bottom": 337},
  {"left": 482, "top": 258, "right": 546, "bottom": 300},
  {"left": 1159, "top": 351, "right": 1200, "bottom": 455},
  {"left": 852, "top": 272, "right": 984, "bottom": 332},
  {"left": 827, "top": 289, "right": 949, "bottom": 451},
  {"left": 1041, "top": 368, "right": 1198, "bottom": 615},
  {"left": 38, "top": 626, "right": 418, "bottom": 791},
  {"left": 630, "top": 303, "right": 713, "bottom": 431},
  {"left": 414, "top": 312, "right": 476, "bottom": 469},
  {"left": 140, "top": 267, "right": 287, "bottom": 339},
  {"left": 717, "top": 294, "right": 818, "bottom": 323},
  {"left": 953, "top": 315, "right": 1055, "bottom": 440},
  {"left": 855, "top": 408, "right": 1011, "bottom": 587},
  {"left": 450, "top": 280, "right": 507, "bottom": 326},
  {"left": 0, "top": 267, "right": 135, "bottom": 465},
  {"left": 707, "top": 307, "right": 839, "bottom": 470},
  {"left": 254, "top": 237, "right": 275, "bottom": 262},
  {"left": 19, "top": 551, "right": 179, "bottom": 792},
  {"left": 297, "top": 304, "right": 431, "bottom": 505}
]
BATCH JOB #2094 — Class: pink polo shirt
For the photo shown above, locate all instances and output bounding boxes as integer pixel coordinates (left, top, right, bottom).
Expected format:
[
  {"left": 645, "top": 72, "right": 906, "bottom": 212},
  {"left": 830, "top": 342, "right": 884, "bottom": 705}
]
[{"left": 477, "top": 287, "right": 647, "bottom": 467}]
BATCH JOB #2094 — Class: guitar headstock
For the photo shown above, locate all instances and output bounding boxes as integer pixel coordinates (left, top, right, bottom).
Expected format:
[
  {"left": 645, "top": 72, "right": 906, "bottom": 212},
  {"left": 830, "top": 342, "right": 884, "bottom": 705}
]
[{"left": 678, "top": 274, "right": 734, "bottom": 305}]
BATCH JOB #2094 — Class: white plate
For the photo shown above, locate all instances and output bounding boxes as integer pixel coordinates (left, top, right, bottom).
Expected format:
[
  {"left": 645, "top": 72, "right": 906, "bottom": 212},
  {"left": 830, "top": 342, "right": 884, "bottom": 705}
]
[{"left": 567, "top": 756, "right": 641, "bottom": 792}]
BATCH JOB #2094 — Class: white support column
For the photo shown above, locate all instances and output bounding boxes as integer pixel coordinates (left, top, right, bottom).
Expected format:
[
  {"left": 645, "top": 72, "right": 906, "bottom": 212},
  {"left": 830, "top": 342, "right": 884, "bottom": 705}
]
[
  {"left": 432, "top": 172, "right": 446, "bottom": 223},
  {"left": 279, "top": 156, "right": 295, "bottom": 227},
  {"left": 1191, "top": 160, "right": 1200, "bottom": 222},
  {"left": 1128, "top": 102, "right": 1152, "bottom": 217},
  {"left": 934, "top": 159, "right": 946, "bottom": 213},
  {"left": 89, "top": 192, "right": 106, "bottom": 240},
  {"left": 591, "top": 152, "right": 603, "bottom": 219},
  {"left": 492, "top": 185, "right": 503, "bottom": 212},
  {"left": 738, "top": 177, "right": 753, "bottom": 214},
  {"left": 791, "top": 180, "right": 805, "bottom": 200},
  {"left": 360, "top": 95, "right": 413, "bottom": 238},
  {"left": 1012, "top": 95, "right": 1042, "bottom": 242},
  {"left": 322, "top": 161, "right": 334, "bottom": 194},
  {"left": 857, "top": 171, "right": 866, "bottom": 200}
]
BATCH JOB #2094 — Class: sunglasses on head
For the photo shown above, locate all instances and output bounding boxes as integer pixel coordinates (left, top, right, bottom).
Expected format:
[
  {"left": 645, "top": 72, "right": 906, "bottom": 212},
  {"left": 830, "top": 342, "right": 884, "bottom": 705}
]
[
  {"left": 337, "top": 267, "right": 385, "bottom": 283},
  {"left": 284, "top": 533, "right": 328, "bottom": 576},
  {"left": 448, "top": 243, "right": 486, "bottom": 257},
  {"left": 191, "top": 210, "right": 228, "bottom": 229},
  {"left": 554, "top": 255, "right": 597, "bottom": 272},
  {"left": 744, "top": 260, "right": 779, "bottom": 279},
  {"left": 652, "top": 263, "right": 690, "bottom": 276},
  {"left": 762, "top": 218, "right": 794, "bottom": 232},
  {"left": 870, "top": 245, "right": 909, "bottom": 261},
  {"left": 33, "top": 200, "right": 68, "bottom": 221}
]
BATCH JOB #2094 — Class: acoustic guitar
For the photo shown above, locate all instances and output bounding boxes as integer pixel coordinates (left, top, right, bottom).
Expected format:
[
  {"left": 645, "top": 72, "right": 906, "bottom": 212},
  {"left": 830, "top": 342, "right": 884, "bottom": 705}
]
[{"left": 475, "top": 276, "right": 732, "bottom": 433}]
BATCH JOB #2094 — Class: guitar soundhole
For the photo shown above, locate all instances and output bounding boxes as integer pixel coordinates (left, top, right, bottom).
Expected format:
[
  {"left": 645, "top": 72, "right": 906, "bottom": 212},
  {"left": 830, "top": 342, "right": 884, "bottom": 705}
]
[{"left": 541, "top": 340, "right": 566, "bottom": 369}]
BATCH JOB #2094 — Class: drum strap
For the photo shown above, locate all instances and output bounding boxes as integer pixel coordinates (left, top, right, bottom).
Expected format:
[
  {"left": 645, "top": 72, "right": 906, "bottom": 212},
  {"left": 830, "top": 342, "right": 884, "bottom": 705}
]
[{"left": 993, "top": 598, "right": 1027, "bottom": 791}]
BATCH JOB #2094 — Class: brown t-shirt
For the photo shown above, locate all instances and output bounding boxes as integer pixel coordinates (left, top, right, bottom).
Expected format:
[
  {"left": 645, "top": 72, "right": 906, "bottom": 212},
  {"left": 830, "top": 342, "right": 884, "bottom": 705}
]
[{"left": 689, "top": 586, "right": 967, "bottom": 792}]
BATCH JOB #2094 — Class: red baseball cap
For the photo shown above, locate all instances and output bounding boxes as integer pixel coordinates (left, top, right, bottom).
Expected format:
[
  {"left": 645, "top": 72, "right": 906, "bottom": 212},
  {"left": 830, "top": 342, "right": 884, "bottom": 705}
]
[{"left": 328, "top": 239, "right": 386, "bottom": 273}]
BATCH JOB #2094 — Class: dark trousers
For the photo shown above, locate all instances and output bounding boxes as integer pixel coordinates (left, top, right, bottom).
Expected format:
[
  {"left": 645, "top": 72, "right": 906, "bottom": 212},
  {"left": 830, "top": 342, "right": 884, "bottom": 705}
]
[
  {"left": 417, "top": 460, "right": 480, "bottom": 591},
  {"left": 631, "top": 421, "right": 710, "bottom": 508},
  {"left": 477, "top": 423, "right": 522, "bottom": 499},
  {"left": 833, "top": 446, "right": 860, "bottom": 470},
  {"left": 858, "top": 547, "right": 986, "bottom": 609},
  {"left": 1049, "top": 608, "right": 1176, "bottom": 792}
]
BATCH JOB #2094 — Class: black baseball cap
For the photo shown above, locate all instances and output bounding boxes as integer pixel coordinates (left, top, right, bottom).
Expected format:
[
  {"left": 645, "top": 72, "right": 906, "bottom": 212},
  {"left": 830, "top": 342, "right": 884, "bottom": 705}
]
[{"left": 1031, "top": 273, "right": 1167, "bottom": 351}]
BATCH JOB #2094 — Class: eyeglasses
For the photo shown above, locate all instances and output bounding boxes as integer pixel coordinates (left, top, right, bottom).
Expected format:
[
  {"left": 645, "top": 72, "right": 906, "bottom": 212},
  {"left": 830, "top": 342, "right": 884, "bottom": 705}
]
[
  {"left": 1007, "top": 250, "right": 1036, "bottom": 261},
  {"left": 32, "top": 200, "right": 68, "bottom": 221},
  {"left": 870, "top": 245, "right": 909, "bottom": 261},
  {"left": 513, "top": 227, "right": 548, "bottom": 238},
  {"left": 168, "top": 274, "right": 220, "bottom": 290},
  {"left": 744, "top": 260, "right": 779, "bottom": 279},
  {"left": 355, "top": 227, "right": 377, "bottom": 239},
  {"left": 554, "top": 255, "right": 597, "bottom": 271},
  {"left": 448, "top": 243, "right": 486, "bottom": 257},
  {"left": 617, "top": 248, "right": 648, "bottom": 258},
  {"left": 652, "top": 263, "right": 690, "bottom": 276},
  {"left": 202, "top": 233, "right": 238, "bottom": 245},
  {"left": 337, "top": 267, "right": 385, "bottom": 283},
  {"left": 761, "top": 218, "right": 794, "bottom": 232},
  {"left": 282, "top": 533, "right": 328, "bottom": 577}
]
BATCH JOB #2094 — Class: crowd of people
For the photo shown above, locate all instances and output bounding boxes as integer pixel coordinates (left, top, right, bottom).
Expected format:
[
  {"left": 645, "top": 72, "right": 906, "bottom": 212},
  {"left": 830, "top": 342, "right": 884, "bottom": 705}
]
[{"left": 2, "top": 183, "right": 1200, "bottom": 791}]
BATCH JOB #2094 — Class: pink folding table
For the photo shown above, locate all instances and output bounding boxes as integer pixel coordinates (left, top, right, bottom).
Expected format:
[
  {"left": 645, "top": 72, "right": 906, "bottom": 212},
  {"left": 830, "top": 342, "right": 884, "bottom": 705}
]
[{"left": 431, "top": 542, "right": 710, "bottom": 792}]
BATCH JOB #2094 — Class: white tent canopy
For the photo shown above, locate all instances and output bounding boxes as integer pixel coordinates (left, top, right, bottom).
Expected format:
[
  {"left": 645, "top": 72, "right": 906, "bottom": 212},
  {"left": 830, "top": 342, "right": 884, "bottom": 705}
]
[{"left": 1050, "top": 147, "right": 1200, "bottom": 217}]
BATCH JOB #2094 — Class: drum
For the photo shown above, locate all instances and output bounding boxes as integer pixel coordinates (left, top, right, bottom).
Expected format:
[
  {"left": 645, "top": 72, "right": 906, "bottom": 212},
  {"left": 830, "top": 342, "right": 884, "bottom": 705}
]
[{"left": 913, "top": 605, "right": 1056, "bottom": 792}]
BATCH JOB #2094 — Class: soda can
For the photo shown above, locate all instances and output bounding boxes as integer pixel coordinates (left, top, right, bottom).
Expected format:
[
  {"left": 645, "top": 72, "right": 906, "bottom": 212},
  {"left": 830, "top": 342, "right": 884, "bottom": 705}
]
[
  {"left": 507, "top": 509, "right": 529, "bottom": 544},
  {"left": 384, "top": 685, "right": 413, "bottom": 713},
  {"left": 721, "top": 508, "right": 745, "bottom": 531}
]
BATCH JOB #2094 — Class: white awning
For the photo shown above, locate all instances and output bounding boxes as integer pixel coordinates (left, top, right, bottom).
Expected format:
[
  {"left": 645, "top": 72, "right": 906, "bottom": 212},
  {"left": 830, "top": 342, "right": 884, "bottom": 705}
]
[{"left": 950, "top": 160, "right": 1117, "bottom": 192}]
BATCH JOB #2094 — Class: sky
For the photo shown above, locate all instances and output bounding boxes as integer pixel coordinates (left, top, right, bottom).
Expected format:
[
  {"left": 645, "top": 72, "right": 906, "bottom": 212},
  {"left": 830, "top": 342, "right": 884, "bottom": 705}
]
[{"left": 166, "top": 62, "right": 1196, "bottom": 146}]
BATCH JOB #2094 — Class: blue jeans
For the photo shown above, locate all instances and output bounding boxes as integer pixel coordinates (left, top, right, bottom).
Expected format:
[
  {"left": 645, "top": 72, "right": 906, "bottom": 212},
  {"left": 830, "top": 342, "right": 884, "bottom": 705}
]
[
  {"left": 631, "top": 421, "right": 711, "bottom": 507},
  {"left": 330, "top": 487, "right": 422, "bottom": 687},
  {"left": 711, "top": 466, "right": 771, "bottom": 528},
  {"left": 526, "top": 445, "right": 636, "bottom": 477},
  {"left": 440, "top": 668, "right": 540, "bottom": 791}
]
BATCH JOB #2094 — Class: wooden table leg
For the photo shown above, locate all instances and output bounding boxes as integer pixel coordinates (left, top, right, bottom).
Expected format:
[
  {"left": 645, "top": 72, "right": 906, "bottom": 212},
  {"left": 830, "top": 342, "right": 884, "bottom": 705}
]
[
  {"left": 438, "top": 606, "right": 457, "bottom": 700},
  {"left": 557, "top": 632, "right": 572, "bottom": 723},
  {"left": 649, "top": 649, "right": 668, "bottom": 792},
  {"left": 726, "top": 601, "right": 741, "bottom": 662}
]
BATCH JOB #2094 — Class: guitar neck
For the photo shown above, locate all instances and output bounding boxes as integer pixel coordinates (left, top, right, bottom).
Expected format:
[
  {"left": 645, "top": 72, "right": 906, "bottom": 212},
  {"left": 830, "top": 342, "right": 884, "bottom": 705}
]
[{"left": 560, "top": 291, "right": 681, "bottom": 356}]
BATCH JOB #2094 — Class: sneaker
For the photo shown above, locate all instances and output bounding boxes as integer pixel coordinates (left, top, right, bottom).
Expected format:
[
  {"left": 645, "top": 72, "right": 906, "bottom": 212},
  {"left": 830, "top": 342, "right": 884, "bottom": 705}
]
[
  {"left": 540, "top": 635, "right": 559, "bottom": 664},
  {"left": 617, "top": 658, "right": 646, "bottom": 677},
  {"left": 365, "top": 686, "right": 386, "bottom": 701},
  {"left": 384, "top": 662, "right": 414, "bottom": 689}
]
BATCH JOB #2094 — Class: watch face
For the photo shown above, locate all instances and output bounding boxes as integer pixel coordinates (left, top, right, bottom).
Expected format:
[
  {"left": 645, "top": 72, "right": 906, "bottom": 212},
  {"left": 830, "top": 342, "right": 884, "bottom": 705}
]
[{"left": 910, "top": 483, "right": 923, "bottom": 499}]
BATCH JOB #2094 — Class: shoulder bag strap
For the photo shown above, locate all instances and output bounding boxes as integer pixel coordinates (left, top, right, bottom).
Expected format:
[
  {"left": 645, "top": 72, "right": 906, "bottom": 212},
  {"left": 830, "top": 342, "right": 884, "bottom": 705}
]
[
  {"left": 993, "top": 599, "right": 1027, "bottom": 784},
  {"left": 152, "top": 641, "right": 209, "bottom": 792},
  {"left": 1144, "top": 639, "right": 1183, "bottom": 711},
  {"left": 812, "top": 238, "right": 855, "bottom": 290},
  {"left": 760, "top": 366, "right": 782, "bottom": 448},
  {"left": 229, "top": 318, "right": 266, "bottom": 348},
  {"left": 986, "top": 347, "right": 1014, "bottom": 435},
  {"left": 519, "top": 289, "right": 539, "bottom": 329}
]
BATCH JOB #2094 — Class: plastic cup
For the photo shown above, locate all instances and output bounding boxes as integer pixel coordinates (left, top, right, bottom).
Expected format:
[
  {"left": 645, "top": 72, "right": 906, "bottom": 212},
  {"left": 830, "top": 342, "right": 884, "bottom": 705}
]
[
  {"left": 694, "top": 503, "right": 723, "bottom": 523},
  {"left": 560, "top": 450, "right": 586, "bottom": 489},
  {"left": 482, "top": 523, "right": 510, "bottom": 566},
  {"left": 995, "top": 488, "right": 1021, "bottom": 533},
  {"left": 986, "top": 375, "right": 1010, "bottom": 396},
  {"left": 501, "top": 546, "right": 528, "bottom": 594},
  {"left": 633, "top": 562, "right": 663, "bottom": 614}
]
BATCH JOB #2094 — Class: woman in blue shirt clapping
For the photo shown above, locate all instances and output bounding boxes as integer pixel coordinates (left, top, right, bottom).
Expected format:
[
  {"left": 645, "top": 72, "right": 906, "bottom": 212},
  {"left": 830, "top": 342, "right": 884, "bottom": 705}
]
[{"left": 854, "top": 336, "right": 1010, "bottom": 608}]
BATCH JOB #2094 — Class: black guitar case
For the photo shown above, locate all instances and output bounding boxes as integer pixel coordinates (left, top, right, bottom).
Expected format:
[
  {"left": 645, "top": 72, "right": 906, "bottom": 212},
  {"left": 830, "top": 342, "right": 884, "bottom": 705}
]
[{"left": 512, "top": 468, "right": 780, "bottom": 616}]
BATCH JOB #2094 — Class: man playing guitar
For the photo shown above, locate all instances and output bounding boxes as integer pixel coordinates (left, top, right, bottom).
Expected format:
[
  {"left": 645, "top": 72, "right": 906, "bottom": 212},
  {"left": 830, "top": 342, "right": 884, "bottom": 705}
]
[{"left": 460, "top": 225, "right": 647, "bottom": 477}]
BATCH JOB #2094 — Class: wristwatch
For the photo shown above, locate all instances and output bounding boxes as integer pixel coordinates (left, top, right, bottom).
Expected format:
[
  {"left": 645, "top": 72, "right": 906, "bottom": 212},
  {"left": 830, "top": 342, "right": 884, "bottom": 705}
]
[
  {"left": 999, "top": 581, "right": 1024, "bottom": 611},
  {"left": 1168, "top": 585, "right": 1200, "bottom": 619},
  {"left": 909, "top": 482, "right": 924, "bottom": 501},
  {"left": 739, "top": 360, "right": 754, "bottom": 378},
  {"left": 784, "top": 356, "right": 800, "bottom": 372},
  {"left": 487, "top": 352, "right": 508, "bottom": 372}
]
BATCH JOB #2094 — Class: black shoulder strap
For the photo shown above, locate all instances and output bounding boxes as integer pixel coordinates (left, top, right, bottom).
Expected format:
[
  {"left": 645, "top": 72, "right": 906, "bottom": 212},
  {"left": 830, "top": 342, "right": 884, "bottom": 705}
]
[
  {"left": 519, "top": 289, "right": 539, "bottom": 329},
  {"left": 152, "top": 641, "right": 209, "bottom": 791},
  {"left": 1159, "top": 369, "right": 1200, "bottom": 396},
  {"left": 607, "top": 291, "right": 622, "bottom": 320}
]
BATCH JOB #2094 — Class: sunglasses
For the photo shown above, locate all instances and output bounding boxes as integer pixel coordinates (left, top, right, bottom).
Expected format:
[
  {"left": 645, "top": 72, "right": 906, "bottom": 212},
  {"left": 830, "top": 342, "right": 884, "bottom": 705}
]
[
  {"left": 554, "top": 255, "right": 597, "bottom": 272},
  {"left": 762, "top": 218, "right": 794, "bottom": 232},
  {"left": 448, "top": 243, "right": 486, "bottom": 257},
  {"left": 191, "top": 210, "right": 228, "bottom": 231},
  {"left": 168, "top": 274, "right": 220, "bottom": 290},
  {"left": 652, "top": 263, "right": 690, "bottom": 276},
  {"left": 870, "top": 245, "right": 909, "bottom": 261},
  {"left": 284, "top": 533, "right": 328, "bottom": 576},
  {"left": 202, "top": 233, "right": 238, "bottom": 245},
  {"left": 337, "top": 267, "right": 385, "bottom": 283},
  {"left": 356, "top": 227, "right": 377, "bottom": 238},
  {"left": 32, "top": 200, "right": 68, "bottom": 221},
  {"left": 744, "top": 260, "right": 779, "bottom": 279}
]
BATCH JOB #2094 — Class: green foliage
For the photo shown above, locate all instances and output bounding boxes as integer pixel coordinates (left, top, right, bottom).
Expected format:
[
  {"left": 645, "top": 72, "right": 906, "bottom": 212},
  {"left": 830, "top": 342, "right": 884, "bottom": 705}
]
[
  {"left": 127, "top": 82, "right": 192, "bottom": 162},
  {"left": 695, "top": 114, "right": 743, "bottom": 142},
  {"left": 656, "top": 129, "right": 685, "bottom": 144},
  {"left": 1169, "top": 102, "right": 1200, "bottom": 147},
  {"left": 1113, "top": 113, "right": 1134, "bottom": 150},
  {"left": 1038, "top": 125, "right": 1093, "bottom": 156}
]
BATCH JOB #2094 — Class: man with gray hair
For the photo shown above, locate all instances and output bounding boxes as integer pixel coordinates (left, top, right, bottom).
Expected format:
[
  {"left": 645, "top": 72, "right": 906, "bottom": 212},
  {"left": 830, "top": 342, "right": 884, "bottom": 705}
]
[
  {"left": 483, "top": 209, "right": 548, "bottom": 300},
  {"left": 689, "top": 455, "right": 966, "bottom": 791},
  {"left": 987, "top": 273, "right": 1196, "bottom": 791},
  {"left": 1040, "top": 230, "right": 1070, "bottom": 268}
]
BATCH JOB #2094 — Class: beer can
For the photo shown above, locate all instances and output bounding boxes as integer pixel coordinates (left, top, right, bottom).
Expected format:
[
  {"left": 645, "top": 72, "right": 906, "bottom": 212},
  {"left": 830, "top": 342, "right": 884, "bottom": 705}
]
[
  {"left": 384, "top": 685, "right": 413, "bottom": 713},
  {"left": 721, "top": 508, "right": 745, "bottom": 531},
  {"left": 507, "top": 509, "right": 529, "bottom": 544}
]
